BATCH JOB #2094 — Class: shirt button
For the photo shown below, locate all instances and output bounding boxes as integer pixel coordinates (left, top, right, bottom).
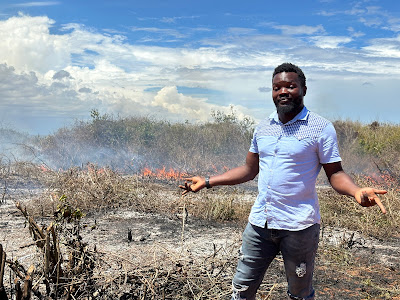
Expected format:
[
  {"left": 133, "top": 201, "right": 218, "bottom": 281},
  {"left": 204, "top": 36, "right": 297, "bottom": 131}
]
[{"left": 267, "top": 185, "right": 271, "bottom": 189}]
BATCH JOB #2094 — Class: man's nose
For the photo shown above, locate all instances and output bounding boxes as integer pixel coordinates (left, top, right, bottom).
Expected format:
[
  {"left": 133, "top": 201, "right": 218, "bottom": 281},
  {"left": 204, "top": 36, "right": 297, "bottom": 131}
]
[{"left": 279, "top": 87, "right": 289, "bottom": 95}]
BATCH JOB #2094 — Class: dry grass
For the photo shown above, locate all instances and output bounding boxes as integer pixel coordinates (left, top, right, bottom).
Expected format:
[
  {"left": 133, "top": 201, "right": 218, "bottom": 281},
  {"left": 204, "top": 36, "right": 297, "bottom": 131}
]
[
  {"left": 319, "top": 176, "right": 400, "bottom": 238},
  {"left": 92, "top": 242, "right": 239, "bottom": 299},
  {"left": 8, "top": 162, "right": 398, "bottom": 241},
  {"left": 0, "top": 161, "right": 399, "bottom": 299}
]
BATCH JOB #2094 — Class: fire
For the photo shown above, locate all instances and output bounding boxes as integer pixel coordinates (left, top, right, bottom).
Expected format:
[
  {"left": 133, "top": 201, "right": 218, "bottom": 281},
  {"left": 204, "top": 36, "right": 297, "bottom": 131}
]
[
  {"left": 39, "top": 164, "right": 50, "bottom": 172},
  {"left": 212, "top": 164, "right": 230, "bottom": 174},
  {"left": 141, "top": 167, "right": 189, "bottom": 180},
  {"left": 362, "top": 171, "right": 400, "bottom": 191},
  {"left": 141, "top": 165, "right": 231, "bottom": 181}
]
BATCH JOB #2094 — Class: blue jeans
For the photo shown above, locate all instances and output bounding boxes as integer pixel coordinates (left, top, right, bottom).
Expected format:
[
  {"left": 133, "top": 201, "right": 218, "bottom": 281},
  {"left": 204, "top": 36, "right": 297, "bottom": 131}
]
[{"left": 232, "top": 222, "right": 320, "bottom": 300}]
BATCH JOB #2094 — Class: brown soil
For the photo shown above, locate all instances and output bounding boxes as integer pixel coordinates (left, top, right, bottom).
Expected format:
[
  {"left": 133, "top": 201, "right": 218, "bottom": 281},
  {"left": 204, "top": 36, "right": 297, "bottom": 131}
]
[{"left": 0, "top": 188, "right": 399, "bottom": 299}]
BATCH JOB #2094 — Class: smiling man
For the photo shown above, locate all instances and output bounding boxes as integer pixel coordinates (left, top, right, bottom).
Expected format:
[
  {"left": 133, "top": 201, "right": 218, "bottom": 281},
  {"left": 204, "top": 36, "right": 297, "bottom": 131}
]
[{"left": 180, "top": 62, "right": 386, "bottom": 300}]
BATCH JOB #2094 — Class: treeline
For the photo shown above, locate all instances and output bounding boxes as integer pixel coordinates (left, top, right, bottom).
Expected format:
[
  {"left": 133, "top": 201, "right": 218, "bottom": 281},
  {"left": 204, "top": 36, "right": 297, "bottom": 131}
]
[
  {"left": 5, "top": 110, "right": 400, "bottom": 184},
  {"left": 32, "top": 109, "right": 254, "bottom": 175}
]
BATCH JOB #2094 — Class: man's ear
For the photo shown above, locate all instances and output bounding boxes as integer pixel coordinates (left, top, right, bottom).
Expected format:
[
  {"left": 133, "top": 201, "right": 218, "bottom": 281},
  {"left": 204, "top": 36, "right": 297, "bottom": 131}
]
[{"left": 303, "top": 86, "right": 307, "bottom": 96}]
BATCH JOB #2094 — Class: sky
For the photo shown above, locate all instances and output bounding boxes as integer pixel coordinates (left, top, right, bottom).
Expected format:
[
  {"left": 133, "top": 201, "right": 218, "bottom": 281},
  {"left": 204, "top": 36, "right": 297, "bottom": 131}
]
[{"left": 1, "top": 0, "right": 400, "bottom": 135}]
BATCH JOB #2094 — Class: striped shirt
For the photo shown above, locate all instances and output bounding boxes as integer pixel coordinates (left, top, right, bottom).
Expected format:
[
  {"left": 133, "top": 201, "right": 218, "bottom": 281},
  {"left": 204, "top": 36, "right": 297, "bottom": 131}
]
[{"left": 249, "top": 106, "right": 341, "bottom": 230}]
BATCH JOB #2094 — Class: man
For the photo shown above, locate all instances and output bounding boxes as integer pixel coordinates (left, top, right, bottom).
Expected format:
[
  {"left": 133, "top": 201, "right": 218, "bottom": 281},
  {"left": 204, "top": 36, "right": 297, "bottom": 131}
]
[{"left": 179, "top": 63, "right": 386, "bottom": 300}]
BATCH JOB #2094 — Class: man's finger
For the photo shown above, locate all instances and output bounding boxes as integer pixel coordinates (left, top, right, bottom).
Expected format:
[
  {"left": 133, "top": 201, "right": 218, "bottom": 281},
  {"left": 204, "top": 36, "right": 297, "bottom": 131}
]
[
  {"left": 373, "top": 189, "right": 387, "bottom": 195},
  {"left": 373, "top": 197, "right": 386, "bottom": 214},
  {"left": 179, "top": 184, "right": 190, "bottom": 191}
]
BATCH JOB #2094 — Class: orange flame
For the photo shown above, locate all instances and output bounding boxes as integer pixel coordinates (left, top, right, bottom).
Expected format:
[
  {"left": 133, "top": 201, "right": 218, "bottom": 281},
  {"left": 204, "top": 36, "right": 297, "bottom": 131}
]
[
  {"left": 362, "top": 172, "right": 400, "bottom": 191},
  {"left": 39, "top": 165, "right": 50, "bottom": 172},
  {"left": 141, "top": 167, "right": 189, "bottom": 180}
]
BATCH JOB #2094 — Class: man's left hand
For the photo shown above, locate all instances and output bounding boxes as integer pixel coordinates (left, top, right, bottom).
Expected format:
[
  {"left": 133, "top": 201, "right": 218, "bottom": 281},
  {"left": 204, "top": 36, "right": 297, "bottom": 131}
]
[{"left": 354, "top": 187, "right": 387, "bottom": 214}]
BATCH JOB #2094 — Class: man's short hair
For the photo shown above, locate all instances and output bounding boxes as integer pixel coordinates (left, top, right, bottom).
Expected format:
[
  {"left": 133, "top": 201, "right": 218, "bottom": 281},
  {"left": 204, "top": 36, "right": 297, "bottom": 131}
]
[{"left": 273, "top": 63, "right": 306, "bottom": 87}]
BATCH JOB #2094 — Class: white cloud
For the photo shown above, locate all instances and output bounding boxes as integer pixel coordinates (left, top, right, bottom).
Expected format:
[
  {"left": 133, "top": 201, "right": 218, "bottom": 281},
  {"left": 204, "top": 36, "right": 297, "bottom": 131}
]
[
  {"left": 309, "top": 36, "right": 352, "bottom": 48},
  {"left": 53, "top": 70, "right": 72, "bottom": 80},
  {"left": 384, "top": 17, "right": 400, "bottom": 32},
  {"left": 0, "top": 14, "right": 70, "bottom": 73},
  {"left": 316, "top": 10, "right": 337, "bottom": 17},
  {"left": 12, "top": 1, "right": 60, "bottom": 7},
  {"left": 160, "top": 15, "right": 200, "bottom": 24},
  {"left": 363, "top": 35, "right": 400, "bottom": 58},
  {"left": 130, "top": 26, "right": 188, "bottom": 39},
  {"left": 359, "top": 16, "right": 383, "bottom": 27},
  {"left": 0, "top": 15, "right": 264, "bottom": 131},
  {"left": 152, "top": 86, "right": 210, "bottom": 120},
  {"left": 228, "top": 27, "right": 258, "bottom": 35},
  {"left": 273, "top": 25, "right": 325, "bottom": 36},
  {"left": 318, "top": 2, "right": 400, "bottom": 34},
  {"left": 347, "top": 27, "right": 365, "bottom": 38},
  {"left": 1, "top": 13, "right": 400, "bottom": 133}
]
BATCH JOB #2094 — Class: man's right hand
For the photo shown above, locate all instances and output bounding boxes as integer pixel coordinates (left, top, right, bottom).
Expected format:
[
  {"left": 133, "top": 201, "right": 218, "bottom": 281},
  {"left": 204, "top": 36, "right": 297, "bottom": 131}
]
[{"left": 179, "top": 176, "right": 205, "bottom": 195}]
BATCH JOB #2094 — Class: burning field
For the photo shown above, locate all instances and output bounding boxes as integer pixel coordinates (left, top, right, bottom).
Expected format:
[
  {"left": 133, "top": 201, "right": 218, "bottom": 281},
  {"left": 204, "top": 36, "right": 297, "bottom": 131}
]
[
  {"left": 0, "top": 116, "right": 399, "bottom": 299},
  {"left": 0, "top": 163, "right": 398, "bottom": 299}
]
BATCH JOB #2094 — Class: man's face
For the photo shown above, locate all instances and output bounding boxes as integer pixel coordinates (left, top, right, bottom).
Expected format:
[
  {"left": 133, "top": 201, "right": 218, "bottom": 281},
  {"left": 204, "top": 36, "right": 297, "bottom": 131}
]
[{"left": 272, "top": 72, "right": 306, "bottom": 115}]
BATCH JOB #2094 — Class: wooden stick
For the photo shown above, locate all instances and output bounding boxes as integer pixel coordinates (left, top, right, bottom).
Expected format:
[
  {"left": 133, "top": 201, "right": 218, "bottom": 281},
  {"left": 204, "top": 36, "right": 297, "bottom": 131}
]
[
  {"left": 7, "top": 263, "right": 25, "bottom": 281},
  {"left": 15, "top": 202, "right": 27, "bottom": 219},
  {"left": 0, "top": 245, "right": 4, "bottom": 288},
  {"left": 28, "top": 217, "right": 45, "bottom": 241},
  {"left": 0, "top": 247, "right": 7, "bottom": 300},
  {"left": 14, "top": 279, "right": 22, "bottom": 300},
  {"left": 22, "top": 266, "right": 34, "bottom": 300},
  {"left": 22, "top": 277, "right": 31, "bottom": 300},
  {"left": 44, "top": 233, "right": 50, "bottom": 279}
]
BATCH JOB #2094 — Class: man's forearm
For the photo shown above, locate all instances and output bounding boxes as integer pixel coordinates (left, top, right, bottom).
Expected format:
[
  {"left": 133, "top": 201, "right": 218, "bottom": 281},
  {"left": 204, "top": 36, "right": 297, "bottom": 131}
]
[
  {"left": 208, "top": 165, "right": 258, "bottom": 187},
  {"left": 328, "top": 170, "right": 360, "bottom": 197}
]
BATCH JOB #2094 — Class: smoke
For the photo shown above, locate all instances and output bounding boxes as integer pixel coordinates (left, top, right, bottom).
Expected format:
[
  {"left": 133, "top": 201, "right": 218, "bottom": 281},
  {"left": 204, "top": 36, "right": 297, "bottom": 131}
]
[{"left": 0, "top": 128, "right": 34, "bottom": 163}]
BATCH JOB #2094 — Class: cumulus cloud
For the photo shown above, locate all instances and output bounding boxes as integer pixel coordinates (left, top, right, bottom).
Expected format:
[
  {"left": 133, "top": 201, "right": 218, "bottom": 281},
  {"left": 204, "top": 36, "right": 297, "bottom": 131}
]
[
  {"left": 0, "top": 14, "right": 70, "bottom": 73},
  {"left": 53, "top": 70, "right": 72, "bottom": 80},
  {"left": 0, "top": 15, "right": 264, "bottom": 131},
  {"left": 1, "top": 13, "right": 400, "bottom": 133},
  {"left": 152, "top": 86, "right": 213, "bottom": 121}
]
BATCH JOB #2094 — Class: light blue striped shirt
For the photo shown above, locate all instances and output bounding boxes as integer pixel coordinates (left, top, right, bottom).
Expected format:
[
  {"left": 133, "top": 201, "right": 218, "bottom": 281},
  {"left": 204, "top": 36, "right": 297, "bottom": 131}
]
[{"left": 249, "top": 106, "right": 341, "bottom": 230}]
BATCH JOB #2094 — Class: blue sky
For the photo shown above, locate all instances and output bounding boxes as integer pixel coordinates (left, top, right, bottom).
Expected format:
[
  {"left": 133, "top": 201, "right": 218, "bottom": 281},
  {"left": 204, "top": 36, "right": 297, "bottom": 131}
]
[{"left": 0, "top": 0, "right": 400, "bottom": 134}]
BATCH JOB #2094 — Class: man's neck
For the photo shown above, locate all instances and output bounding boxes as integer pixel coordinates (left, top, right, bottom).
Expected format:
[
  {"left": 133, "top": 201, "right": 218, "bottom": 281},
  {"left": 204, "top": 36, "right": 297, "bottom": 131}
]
[{"left": 278, "top": 106, "right": 304, "bottom": 124}]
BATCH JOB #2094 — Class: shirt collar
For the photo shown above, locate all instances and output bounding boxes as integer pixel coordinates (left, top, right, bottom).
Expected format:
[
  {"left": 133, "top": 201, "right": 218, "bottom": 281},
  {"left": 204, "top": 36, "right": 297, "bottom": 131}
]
[{"left": 269, "top": 106, "right": 309, "bottom": 125}]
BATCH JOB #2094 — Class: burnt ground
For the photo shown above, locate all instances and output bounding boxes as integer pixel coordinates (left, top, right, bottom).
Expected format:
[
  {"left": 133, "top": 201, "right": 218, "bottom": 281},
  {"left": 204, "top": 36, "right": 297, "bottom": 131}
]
[{"left": 0, "top": 188, "right": 399, "bottom": 300}]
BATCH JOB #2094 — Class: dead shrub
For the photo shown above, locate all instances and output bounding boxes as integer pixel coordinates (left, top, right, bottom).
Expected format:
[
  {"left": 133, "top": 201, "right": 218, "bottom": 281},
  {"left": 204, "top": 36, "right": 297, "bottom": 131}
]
[{"left": 318, "top": 178, "right": 400, "bottom": 238}]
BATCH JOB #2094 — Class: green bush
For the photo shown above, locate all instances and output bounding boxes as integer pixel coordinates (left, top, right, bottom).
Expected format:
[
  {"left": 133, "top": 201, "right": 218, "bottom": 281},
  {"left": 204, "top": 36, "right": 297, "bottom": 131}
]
[{"left": 34, "top": 109, "right": 254, "bottom": 174}]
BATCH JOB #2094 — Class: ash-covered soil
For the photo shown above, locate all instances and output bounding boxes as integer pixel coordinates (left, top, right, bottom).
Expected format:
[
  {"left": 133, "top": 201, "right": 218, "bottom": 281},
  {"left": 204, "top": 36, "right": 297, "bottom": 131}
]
[{"left": 0, "top": 188, "right": 399, "bottom": 299}]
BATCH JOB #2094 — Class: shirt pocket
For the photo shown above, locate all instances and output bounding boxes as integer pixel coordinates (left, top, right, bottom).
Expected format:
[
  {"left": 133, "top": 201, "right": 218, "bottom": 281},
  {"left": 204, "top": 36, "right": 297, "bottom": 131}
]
[
  {"left": 257, "top": 136, "right": 279, "bottom": 158},
  {"left": 280, "top": 136, "right": 315, "bottom": 159}
]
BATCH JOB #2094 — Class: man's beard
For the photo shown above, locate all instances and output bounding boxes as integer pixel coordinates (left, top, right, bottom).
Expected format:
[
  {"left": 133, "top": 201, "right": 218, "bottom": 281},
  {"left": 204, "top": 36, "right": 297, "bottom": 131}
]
[{"left": 275, "top": 99, "right": 303, "bottom": 115}]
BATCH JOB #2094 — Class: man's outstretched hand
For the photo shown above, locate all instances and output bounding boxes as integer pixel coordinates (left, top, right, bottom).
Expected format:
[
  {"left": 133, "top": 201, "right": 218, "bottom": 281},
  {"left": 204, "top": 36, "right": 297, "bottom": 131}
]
[
  {"left": 179, "top": 176, "right": 206, "bottom": 195},
  {"left": 354, "top": 187, "right": 387, "bottom": 214}
]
